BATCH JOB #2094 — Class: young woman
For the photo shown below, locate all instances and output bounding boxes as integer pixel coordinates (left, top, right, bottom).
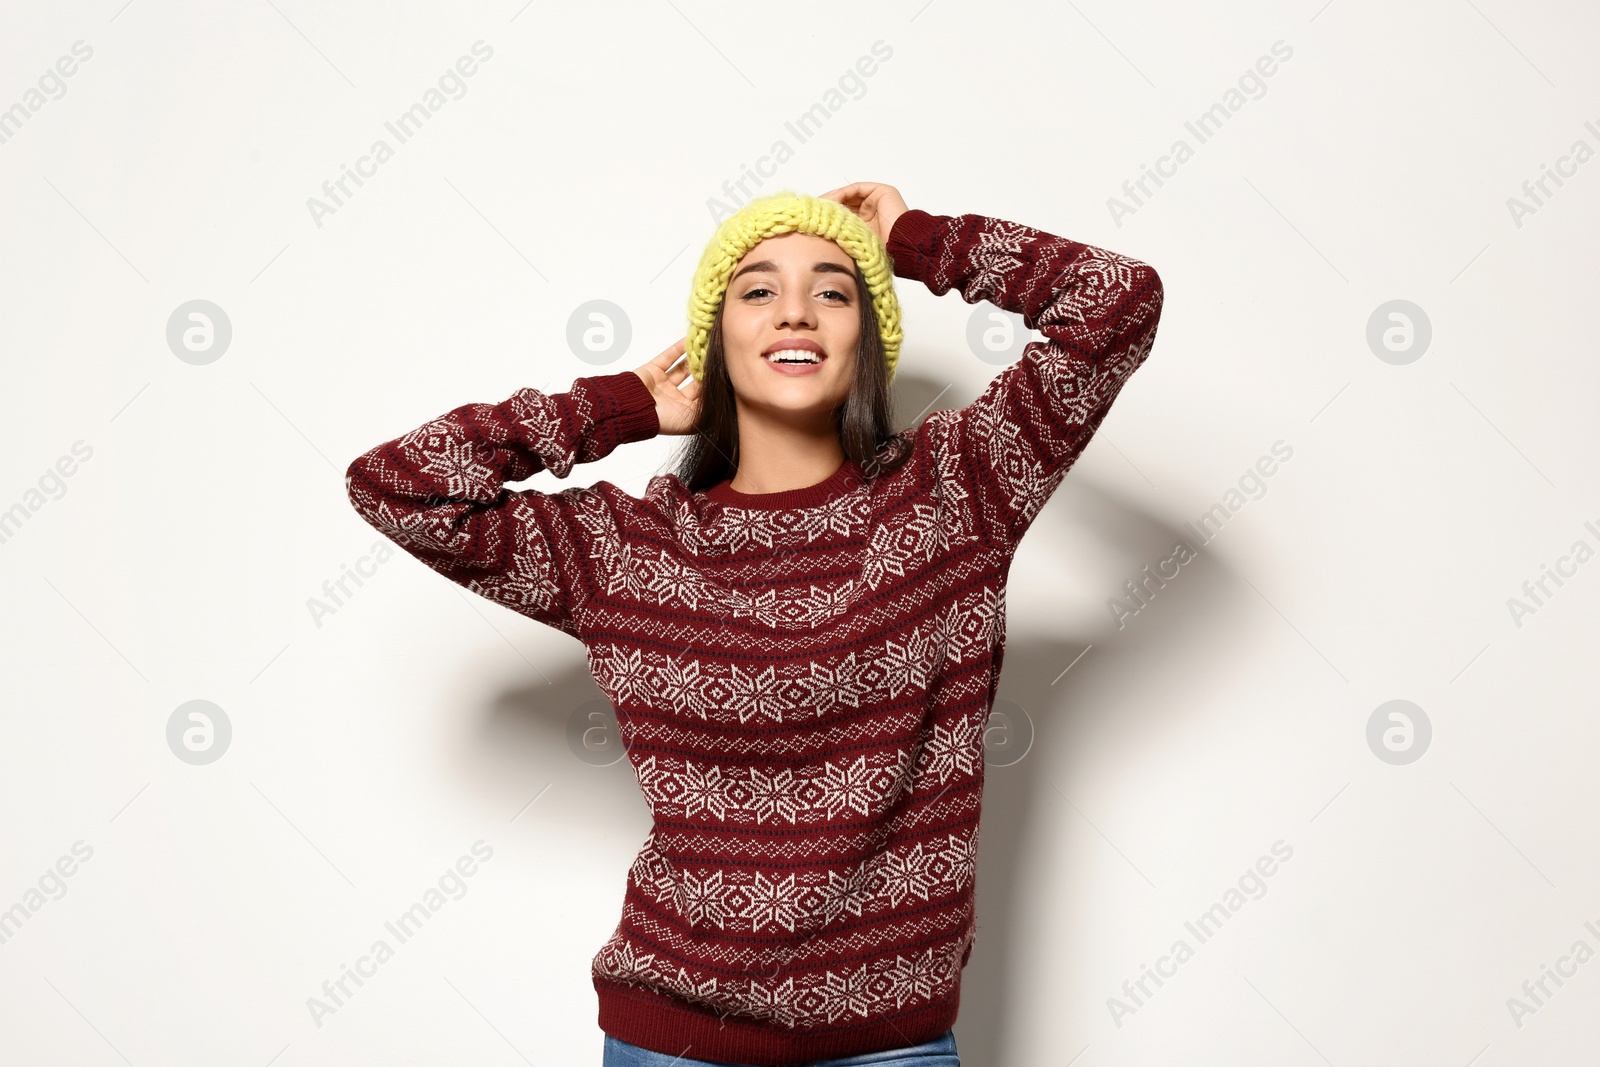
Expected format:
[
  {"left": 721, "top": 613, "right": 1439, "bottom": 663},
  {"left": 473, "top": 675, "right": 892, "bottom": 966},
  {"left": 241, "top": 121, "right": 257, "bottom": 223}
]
[{"left": 346, "top": 182, "right": 1165, "bottom": 1066}]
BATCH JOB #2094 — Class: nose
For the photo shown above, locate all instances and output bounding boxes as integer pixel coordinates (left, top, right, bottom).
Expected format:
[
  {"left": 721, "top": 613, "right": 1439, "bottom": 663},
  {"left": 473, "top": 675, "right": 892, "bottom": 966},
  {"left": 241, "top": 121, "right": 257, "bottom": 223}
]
[{"left": 772, "top": 278, "right": 815, "bottom": 331}]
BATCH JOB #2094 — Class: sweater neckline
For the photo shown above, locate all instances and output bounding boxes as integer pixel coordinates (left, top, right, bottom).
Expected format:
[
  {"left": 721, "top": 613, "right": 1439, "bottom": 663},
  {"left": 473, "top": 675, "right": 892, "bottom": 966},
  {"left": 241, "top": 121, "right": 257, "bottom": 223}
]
[{"left": 704, "top": 457, "right": 862, "bottom": 510}]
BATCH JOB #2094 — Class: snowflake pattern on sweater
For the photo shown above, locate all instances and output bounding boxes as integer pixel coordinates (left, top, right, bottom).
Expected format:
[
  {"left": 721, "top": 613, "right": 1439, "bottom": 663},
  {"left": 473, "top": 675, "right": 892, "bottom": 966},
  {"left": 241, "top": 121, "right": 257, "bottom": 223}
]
[{"left": 345, "top": 208, "right": 1163, "bottom": 1064}]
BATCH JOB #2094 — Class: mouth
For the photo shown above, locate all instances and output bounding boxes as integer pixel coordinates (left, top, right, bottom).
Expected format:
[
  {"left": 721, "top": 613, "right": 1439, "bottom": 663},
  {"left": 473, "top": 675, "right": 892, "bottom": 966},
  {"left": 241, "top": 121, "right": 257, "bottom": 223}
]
[{"left": 762, "top": 340, "right": 827, "bottom": 366}]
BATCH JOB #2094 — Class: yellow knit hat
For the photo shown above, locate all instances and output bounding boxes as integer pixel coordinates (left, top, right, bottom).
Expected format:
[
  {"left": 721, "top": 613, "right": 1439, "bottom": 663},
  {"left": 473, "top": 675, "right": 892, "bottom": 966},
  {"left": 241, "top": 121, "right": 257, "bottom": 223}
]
[{"left": 685, "top": 190, "right": 903, "bottom": 384}]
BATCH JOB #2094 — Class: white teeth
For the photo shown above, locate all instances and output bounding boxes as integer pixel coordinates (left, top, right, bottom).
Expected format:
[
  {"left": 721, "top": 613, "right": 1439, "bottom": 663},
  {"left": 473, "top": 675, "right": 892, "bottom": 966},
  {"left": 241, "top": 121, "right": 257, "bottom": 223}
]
[{"left": 765, "top": 350, "right": 822, "bottom": 363}]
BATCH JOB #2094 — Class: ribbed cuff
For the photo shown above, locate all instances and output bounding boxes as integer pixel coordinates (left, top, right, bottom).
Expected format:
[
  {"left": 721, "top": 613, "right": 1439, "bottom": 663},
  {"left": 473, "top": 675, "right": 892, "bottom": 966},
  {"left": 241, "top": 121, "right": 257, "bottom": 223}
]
[
  {"left": 886, "top": 208, "right": 948, "bottom": 283},
  {"left": 583, "top": 369, "right": 660, "bottom": 443}
]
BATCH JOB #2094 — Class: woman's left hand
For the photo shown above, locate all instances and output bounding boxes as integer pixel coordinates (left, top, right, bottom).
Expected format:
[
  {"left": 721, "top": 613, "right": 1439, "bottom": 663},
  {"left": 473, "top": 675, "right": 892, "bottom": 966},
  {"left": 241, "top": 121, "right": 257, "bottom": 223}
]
[{"left": 819, "top": 182, "right": 909, "bottom": 247}]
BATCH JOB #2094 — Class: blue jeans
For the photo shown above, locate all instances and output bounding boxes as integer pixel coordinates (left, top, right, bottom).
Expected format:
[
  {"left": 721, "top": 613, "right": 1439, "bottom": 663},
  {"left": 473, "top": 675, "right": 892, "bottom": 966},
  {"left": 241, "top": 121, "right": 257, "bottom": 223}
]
[{"left": 602, "top": 1029, "right": 959, "bottom": 1066}]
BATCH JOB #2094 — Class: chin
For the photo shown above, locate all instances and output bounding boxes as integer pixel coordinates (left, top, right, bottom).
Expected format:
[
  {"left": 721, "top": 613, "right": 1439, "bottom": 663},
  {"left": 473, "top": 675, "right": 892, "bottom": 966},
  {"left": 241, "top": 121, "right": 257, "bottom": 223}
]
[{"left": 739, "top": 371, "right": 849, "bottom": 410}]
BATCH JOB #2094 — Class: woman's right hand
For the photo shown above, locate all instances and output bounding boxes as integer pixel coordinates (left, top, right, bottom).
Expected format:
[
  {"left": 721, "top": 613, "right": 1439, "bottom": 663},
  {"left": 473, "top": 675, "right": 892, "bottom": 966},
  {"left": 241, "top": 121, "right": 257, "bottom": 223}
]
[{"left": 632, "top": 338, "right": 702, "bottom": 435}]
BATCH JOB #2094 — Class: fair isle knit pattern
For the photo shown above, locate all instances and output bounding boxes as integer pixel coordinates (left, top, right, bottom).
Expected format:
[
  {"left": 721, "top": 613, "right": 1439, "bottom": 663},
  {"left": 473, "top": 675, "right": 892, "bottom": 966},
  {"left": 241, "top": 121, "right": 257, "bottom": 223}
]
[{"left": 344, "top": 208, "right": 1164, "bottom": 1065}]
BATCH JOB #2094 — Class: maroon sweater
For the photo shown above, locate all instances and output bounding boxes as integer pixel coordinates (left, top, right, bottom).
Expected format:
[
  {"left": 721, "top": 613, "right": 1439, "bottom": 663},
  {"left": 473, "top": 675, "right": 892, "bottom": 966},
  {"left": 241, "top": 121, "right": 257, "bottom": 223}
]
[{"left": 345, "top": 207, "right": 1164, "bottom": 1064}]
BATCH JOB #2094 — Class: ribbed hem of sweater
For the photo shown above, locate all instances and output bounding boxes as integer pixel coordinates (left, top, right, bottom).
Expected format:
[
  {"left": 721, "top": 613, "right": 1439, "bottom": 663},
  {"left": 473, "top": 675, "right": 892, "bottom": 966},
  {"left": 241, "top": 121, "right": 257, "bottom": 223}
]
[{"left": 595, "top": 975, "right": 961, "bottom": 1066}]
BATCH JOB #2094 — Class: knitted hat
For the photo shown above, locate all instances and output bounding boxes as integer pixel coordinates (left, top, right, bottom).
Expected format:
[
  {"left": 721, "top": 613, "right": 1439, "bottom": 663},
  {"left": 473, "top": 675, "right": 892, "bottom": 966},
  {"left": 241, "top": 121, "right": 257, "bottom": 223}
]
[{"left": 685, "top": 189, "right": 903, "bottom": 384}]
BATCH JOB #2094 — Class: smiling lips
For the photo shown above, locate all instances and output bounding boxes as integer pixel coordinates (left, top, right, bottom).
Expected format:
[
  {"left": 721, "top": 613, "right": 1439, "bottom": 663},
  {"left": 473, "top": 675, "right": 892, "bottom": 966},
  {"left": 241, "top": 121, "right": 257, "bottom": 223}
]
[{"left": 762, "top": 339, "right": 827, "bottom": 365}]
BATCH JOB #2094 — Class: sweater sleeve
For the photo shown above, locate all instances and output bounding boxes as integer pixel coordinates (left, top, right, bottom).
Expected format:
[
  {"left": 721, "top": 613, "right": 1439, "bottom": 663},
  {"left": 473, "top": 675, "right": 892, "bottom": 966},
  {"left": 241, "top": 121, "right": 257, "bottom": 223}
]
[
  {"left": 344, "top": 369, "right": 660, "bottom": 639},
  {"left": 886, "top": 207, "right": 1164, "bottom": 552}
]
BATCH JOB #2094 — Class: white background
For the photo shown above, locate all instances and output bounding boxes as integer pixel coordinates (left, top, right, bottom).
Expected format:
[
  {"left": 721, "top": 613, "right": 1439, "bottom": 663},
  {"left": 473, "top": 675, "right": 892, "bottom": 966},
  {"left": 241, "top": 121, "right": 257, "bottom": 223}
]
[{"left": 1, "top": 1, "right": 1596, "bottom": 1064}]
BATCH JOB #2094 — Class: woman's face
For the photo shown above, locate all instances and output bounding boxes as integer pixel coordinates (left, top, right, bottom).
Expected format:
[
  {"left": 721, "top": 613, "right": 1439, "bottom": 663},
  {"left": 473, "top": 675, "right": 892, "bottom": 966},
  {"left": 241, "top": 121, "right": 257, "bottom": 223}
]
[{"left": 719, "top": 232, "right": 862, "bottom": 421}]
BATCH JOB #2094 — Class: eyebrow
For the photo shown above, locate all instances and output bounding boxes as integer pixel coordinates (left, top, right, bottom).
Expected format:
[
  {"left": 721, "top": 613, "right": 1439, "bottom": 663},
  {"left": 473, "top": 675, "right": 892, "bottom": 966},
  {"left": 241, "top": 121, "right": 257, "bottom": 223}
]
[{"left": 731, "top": 260, "right": 857, "bottom": 284}]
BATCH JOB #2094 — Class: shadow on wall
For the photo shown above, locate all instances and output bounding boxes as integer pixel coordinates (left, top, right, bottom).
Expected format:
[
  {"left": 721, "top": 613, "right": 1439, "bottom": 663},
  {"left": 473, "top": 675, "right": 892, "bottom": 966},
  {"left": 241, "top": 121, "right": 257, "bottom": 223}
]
[
  {"left": 953, "top": 474, "right": 1249, "bottom": 1067},
  {"left": 437, "top": 375, "right": 1246, "bottom": 1067}
]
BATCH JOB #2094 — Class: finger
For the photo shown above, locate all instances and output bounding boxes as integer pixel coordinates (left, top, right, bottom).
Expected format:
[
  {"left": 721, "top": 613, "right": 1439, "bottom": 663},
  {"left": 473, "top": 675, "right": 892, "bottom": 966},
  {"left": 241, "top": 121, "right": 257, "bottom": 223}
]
[
  {"left": 820, "top": 182, "right": 866, "bottom": 206},
  {"left": 649, "top": 338, "right": 687, "bottom": 370}
]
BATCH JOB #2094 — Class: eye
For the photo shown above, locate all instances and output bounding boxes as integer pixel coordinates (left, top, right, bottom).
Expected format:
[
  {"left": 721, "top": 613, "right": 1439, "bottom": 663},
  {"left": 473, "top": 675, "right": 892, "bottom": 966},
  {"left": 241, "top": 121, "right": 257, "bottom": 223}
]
[{"left": 737, "top": 285, "right": 853, "bottom": 303}]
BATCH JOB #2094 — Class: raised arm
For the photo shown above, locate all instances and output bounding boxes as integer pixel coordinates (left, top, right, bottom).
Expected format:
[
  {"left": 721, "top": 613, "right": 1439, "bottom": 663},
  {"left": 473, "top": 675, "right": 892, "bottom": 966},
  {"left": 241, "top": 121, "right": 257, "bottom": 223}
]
[
  {"left": 344, "top": 370, "right": 659, "bottom": 638},
  {"left": 887, "top": 208, "right": 1164, "bottom": 551}
]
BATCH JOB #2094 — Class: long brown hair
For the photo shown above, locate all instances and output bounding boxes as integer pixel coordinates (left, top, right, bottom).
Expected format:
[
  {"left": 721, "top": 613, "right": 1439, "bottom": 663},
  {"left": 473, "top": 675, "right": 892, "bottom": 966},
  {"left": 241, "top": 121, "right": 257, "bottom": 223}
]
[{"left": 671, "top": 261, "right": 914, "bottom": 493}]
